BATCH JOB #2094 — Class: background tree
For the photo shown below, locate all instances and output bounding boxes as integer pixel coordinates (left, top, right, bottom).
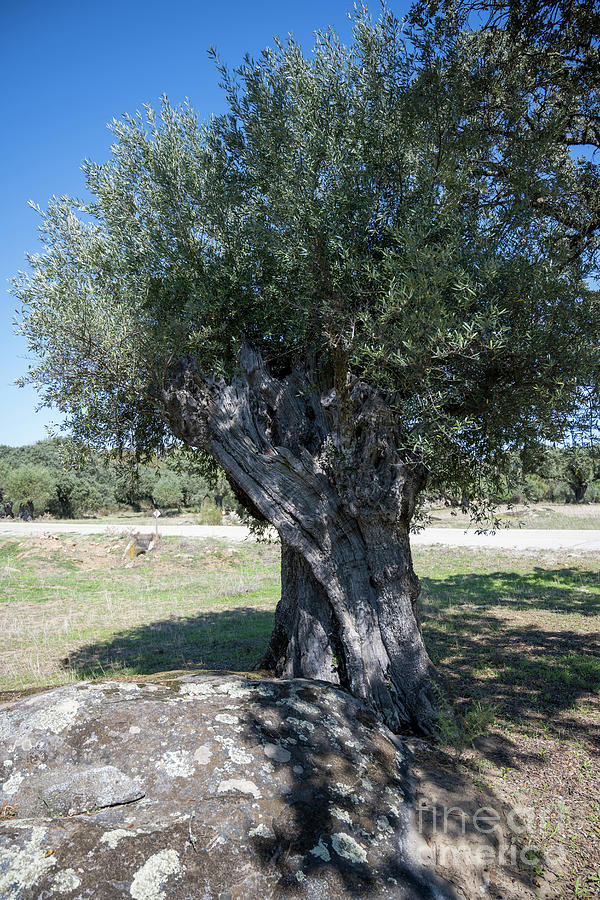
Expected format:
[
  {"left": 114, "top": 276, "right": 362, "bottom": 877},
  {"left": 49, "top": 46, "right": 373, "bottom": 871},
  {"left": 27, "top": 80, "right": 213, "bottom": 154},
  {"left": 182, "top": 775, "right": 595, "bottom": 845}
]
[
  {"left": 113, "top": 464, "right": 156, "bottom": 511},
  {"left": 559, "top": 449, "right": 598, "bottom": 503},
  {"left": 0, "top": 462, "right": 14, "bottom": 518},
  {"left": 180, "top": 471, "right": 212, "bottom": 509},
  {"left": 49, "top": 472, "right": 79, "bottom": 518},
  {"left": 0, "top": 439, "right": 232, "bottom": 518},
  {"left": 542, "top": 447, "right": 599, "bottom": 503},
  {"left": 48, "top": 472, "right": 106, "bottom": 517},
  {"left": 14, "top": 5, "right": 600, "bottom": 733},
  {"left": 3, "top": 464, "right": 56, "bottom": 518},
  {"left": 152, "top": 472, "right": 184, "bottom": 511}
]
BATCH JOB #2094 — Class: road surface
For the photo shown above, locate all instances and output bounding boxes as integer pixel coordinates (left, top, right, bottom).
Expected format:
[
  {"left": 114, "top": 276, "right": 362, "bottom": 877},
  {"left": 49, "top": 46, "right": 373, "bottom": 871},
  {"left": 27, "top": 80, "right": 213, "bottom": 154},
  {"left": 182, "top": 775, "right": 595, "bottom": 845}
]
[{"left": 1, "top": 521, "right": 599, "bottom": 551}]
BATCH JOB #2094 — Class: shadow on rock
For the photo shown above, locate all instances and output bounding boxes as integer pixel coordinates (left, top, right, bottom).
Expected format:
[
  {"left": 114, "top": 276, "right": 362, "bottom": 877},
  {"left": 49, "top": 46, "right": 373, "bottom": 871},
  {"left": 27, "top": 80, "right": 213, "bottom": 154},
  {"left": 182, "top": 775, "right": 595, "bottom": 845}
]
[
  {"left": 231, "top": 676, "right": 452, "bottom": 897},
  {"left": 0, "top": 675, "right": 457, "bottom": 899}
]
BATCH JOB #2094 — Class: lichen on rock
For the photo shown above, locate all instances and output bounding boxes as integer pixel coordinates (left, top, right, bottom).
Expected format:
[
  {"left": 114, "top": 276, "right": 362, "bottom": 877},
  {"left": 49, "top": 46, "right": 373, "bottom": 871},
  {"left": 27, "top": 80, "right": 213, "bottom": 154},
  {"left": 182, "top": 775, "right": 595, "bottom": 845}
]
[
  {"left": 129, "top": 849, "right": 181, "bottom": 900},
  {"left": 0, "top": 675, "right": 466, "bottom": 898},
  {"left": 157, "top": 750, "right": 194, "bottom": 778},
  {"left": 0, "top": 825, "right": 56, "bottom": 899},
  {"left": 51, "top": 867, "right": 81, "bottom": 893},
  {"left": 331, "top": 832, "right": 369, "bottom": 864},
  {"left": 217, "top": 778, "right": 262, "bottom": 799}
]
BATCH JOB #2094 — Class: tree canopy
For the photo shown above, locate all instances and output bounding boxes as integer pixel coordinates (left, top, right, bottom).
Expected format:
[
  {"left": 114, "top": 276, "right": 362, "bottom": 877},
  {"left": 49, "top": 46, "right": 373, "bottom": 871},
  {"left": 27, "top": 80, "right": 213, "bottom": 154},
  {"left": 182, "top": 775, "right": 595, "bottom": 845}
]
[{"left": 14, "top": 3, "right": 600, "bottom": 499}]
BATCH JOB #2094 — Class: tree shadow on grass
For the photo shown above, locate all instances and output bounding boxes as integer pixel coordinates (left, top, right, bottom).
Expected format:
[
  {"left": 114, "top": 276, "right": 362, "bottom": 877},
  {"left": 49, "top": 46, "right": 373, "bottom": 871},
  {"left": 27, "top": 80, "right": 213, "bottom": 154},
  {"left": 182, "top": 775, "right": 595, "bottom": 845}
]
[
  {"left": 62, "top": 607, "right": 275, "bottom": 680},
  {"left": 62, "top": 565, "right": 600, "bottom": 756},
  {"left": 421, "top": 567, "right": 600, "bottom": 617},
  {"left": 420, "top": 569, "right": 600, "bottom": 759}
]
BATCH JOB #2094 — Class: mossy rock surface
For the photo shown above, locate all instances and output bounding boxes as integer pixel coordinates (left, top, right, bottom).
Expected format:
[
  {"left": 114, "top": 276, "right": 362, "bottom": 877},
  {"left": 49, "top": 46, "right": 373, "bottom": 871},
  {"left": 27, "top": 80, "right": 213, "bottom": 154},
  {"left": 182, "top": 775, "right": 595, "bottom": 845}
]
[{"left": 0, "top": 675, "right": 461, "bottom": 898}]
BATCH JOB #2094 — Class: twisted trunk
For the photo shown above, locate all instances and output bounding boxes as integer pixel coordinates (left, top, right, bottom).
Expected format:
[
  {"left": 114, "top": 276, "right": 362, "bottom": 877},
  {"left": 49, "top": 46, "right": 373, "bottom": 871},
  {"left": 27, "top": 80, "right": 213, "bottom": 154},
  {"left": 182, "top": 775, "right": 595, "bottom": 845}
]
[{"left": 162, "top": 347, "right": 439, "bottom": 735}]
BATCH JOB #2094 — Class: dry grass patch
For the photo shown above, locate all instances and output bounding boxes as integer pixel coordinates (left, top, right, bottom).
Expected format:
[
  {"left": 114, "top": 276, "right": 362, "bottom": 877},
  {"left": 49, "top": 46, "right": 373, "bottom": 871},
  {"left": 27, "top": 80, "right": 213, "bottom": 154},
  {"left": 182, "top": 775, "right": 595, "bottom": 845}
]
[
  {"left": 426, "top": 502, "right": 600, "bottom": 530},
  {"left": 0, "top": 534, "right": 279, "bottom": 692}
]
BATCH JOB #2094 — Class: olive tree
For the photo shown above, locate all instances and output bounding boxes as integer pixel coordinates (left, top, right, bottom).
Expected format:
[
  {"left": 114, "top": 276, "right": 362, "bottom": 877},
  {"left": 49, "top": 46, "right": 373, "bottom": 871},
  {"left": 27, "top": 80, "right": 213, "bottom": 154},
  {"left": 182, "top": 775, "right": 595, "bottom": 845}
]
[
  {"left": 413, "top": 0, "right": 600, "bottom": 270},
  {"left": 3, "top": 464, "right": 55, "bottom": 518},
  {"left": 541, "top": 447, "right": 599, "bottom": 503},
  {"left": 14, "top": 6, "right": 600, "bottom": 733}
]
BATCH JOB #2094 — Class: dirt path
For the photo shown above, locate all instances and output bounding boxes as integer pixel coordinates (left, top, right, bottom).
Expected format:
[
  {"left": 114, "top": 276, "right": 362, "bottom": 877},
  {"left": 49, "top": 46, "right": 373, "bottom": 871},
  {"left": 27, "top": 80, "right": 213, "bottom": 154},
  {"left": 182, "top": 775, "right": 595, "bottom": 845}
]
[
  {"left": 1, "top": 520, "right": 600, "bottom": 550},
  {"left": 412, "top": 527, "right": 600, "bottom": 551}
]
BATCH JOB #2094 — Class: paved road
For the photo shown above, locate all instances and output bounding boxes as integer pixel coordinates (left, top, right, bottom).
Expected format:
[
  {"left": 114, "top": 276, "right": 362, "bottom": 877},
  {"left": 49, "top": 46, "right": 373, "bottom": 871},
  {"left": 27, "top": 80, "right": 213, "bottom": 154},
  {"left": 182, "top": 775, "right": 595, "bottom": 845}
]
[{"left": 1, "top": 520, "right": 599, "bottom": 551}]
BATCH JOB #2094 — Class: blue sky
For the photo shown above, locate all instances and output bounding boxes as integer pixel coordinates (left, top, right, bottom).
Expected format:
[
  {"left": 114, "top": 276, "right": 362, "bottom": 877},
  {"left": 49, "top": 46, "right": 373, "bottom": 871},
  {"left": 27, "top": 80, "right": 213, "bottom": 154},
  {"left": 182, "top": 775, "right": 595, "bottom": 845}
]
[{"left": 1, "top": 0, "right": 411, "bottom": 447}]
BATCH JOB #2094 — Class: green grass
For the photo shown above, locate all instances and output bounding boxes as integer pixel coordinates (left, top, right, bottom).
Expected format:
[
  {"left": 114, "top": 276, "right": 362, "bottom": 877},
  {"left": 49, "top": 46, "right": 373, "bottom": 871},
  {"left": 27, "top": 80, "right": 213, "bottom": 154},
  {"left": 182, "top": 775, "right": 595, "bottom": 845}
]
[
  {"left": 0, "top": 535, "right": 280, "bottom": 691},
  {"left": 2, "top": 536, "right": 598, "bottom": 745},
  {"left": 412, "top": 545, "right": 600, "bottom": 738}
]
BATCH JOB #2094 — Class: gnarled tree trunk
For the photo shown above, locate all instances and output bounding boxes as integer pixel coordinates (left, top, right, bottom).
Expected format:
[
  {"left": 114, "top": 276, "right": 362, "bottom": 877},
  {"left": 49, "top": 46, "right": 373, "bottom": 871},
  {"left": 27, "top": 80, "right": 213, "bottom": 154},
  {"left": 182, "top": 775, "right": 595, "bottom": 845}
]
[{"left": 162, "top": 347, "right": 439, "bottom": 735}]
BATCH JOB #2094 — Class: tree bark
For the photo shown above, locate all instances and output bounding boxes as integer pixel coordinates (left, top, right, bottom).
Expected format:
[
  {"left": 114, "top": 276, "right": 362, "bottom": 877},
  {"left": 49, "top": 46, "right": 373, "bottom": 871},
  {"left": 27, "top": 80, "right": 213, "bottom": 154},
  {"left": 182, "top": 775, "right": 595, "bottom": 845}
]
[
  {"left": 262, "top": 542, "right": 345, "bottom": 684},
  {"left": 162, "top": 347, "right": 440, "bottom": 735}
]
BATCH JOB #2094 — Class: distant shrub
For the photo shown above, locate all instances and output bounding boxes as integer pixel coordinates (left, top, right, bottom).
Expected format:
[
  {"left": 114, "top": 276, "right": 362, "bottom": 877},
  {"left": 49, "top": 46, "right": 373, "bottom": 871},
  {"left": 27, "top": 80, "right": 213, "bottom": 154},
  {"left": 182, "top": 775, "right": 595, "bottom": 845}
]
[
  {"left": 586, "top": 481, "right": 600, "bottom": 503},
  {"left": 152, "top": 473, "right": 184, "bottom": 510},
  {"left": 197, "top": 502, "right": 224, "bottom": 525},
  {"left": 547, "top": 480, "right": 572, "bottom": 503},
  {"left": 522, "top": 474, "right": 549, "bottom": 502},
  {"left": 70, "top": 481, "right": 105, "bottom": 515}
]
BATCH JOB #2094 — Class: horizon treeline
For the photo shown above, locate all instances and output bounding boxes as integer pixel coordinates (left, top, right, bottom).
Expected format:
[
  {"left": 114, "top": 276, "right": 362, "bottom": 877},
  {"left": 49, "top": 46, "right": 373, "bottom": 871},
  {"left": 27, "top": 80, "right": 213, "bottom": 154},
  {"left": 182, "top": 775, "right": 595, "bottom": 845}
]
[
  {"left": 0, "top": 438, "right": 236, "bottom": 520},
  {"left": 0, "top": 438, "right": 598, "bottom": 520}
]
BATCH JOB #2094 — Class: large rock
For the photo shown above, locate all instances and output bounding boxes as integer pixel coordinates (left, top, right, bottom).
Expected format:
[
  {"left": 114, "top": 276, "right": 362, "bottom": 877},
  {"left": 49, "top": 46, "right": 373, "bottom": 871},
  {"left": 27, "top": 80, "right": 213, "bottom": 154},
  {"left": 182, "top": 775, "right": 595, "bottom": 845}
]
[{"left": 0, "top": 676, "right": 454, "bottom": 899}]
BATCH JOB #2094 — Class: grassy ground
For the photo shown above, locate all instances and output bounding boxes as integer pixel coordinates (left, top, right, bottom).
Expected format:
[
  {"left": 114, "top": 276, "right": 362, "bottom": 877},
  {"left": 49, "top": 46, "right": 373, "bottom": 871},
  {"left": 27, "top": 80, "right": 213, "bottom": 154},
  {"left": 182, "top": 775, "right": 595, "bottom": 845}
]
[
  {"left": 0, "top": 535, "right": 279, "bottom": 691},
  {"left": 416, "top": 546, "right": 600, "bottom": 897},
  {"left": 426, "top": 502, "right": 600, "bottom": 530},
  {"left": 1, "top": 534, "right": 598, "bottom": 896}
]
